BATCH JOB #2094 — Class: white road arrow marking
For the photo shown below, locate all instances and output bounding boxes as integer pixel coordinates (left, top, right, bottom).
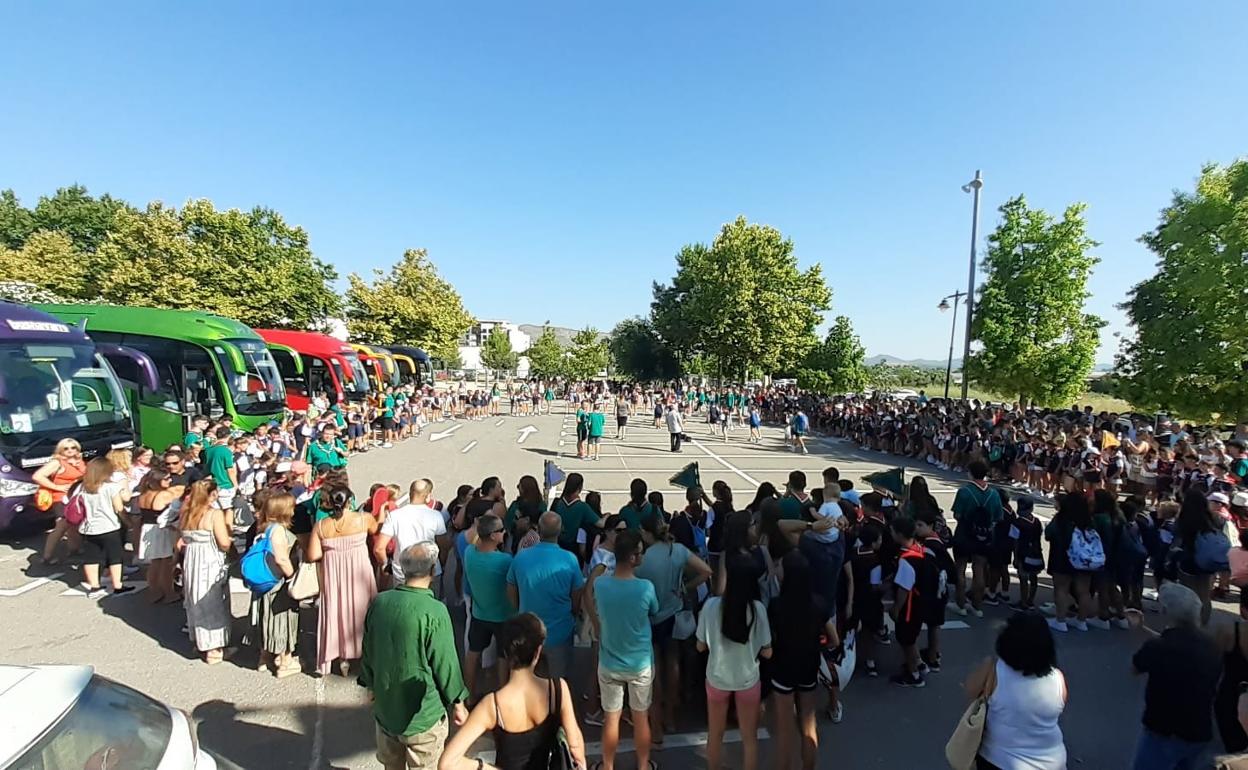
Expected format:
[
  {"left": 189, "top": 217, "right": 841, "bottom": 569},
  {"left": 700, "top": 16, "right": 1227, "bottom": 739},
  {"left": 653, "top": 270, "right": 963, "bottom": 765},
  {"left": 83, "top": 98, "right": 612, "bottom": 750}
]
[
  {"left": 0, "top": 572, "right": 63, "bottom": 597},
  {"left": 430, "top": 424, "right": 463, "bottom": 442},
  {"left": 462, "top": 441, "right": 478, "bottom": 454},
  {"left": 517, "top": 426, "right": 538, "bottom": 444},
  {"left": 494, "top": 418, "right": 505, "bottom": 427}
]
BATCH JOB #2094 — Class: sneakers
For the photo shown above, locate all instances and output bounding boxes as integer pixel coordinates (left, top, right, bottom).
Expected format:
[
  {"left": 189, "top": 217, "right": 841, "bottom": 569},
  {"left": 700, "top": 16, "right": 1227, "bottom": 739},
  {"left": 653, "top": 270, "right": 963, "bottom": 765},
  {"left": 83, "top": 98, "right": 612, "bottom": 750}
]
[
  {"left": 982, "top": 595, "right": 1000, "bottom": 607},
  {"left": 1087, "top": 618, "right": 1112, "bottom": 631},
  {"left": 972, "top": 607, "right": 985, "bottom": 618},
  {"left": 112, "top": 585, "right": 136, "bottom": 596},
  {"left": 828, "top": 701, "right": 844, "bottom": 723},
  {"left": 122, "top": 564, "right": 142, "bottom": 577},
  {"left": 1047, "top": 618, "right": 1069, "bottom": 633},
  {"left": 890, "top": 671, "right": 926, "bottom": 688},
  {"left": 920, "top": 650, "right": 942, "bottom": 673},
  {"left": 78, "top": 583, "right": 107, "bottom": 599},
  {"left": 875, "top": 629, "right": 892, "bottom": 645},
  {"left": 952, "top": 604, "right": 969, "bottom": 617},
  {"left": 865, "top": 660, "right": 879, "bottom": 677},
  {"left": 1113, "top": 617, "right": 1131, "bottom": 630},
  {"left": 583, "top": 709, "right": 605, "bottom": 727},
  {"left": 382, "top": 442, "right": 394, "bottom": 448},
  {"left": 1069, "top": 619, "right": 1089, "bottom": 632}
]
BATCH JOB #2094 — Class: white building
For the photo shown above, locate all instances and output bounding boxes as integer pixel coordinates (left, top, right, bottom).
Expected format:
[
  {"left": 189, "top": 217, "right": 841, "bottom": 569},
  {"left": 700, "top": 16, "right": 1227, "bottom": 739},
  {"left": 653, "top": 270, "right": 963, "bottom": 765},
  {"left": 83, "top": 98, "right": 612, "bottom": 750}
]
[{"left": 459, "top": 320, "right": 531, "bottom": 374}]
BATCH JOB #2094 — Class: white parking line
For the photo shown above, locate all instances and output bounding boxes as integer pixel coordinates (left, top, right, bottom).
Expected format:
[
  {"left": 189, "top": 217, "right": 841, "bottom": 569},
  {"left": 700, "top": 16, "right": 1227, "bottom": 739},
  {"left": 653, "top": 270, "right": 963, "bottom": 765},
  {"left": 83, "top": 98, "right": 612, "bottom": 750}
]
[
  {"left": 0, "top": 573, "right": 63, "bottom": 597},
  {"left": 462, "top": 441, "right": 478, "bottom": 454},
  {"left": 690, "top": 440, "right": 760, "bottom": 487}
]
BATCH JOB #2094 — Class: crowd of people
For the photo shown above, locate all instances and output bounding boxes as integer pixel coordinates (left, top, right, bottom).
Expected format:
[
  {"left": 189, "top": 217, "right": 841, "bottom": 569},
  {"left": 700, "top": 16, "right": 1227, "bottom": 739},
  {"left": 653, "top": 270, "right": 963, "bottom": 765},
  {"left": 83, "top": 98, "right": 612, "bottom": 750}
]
[{"left": 26, "top": 375, "right": 1248, "bottom": 770}]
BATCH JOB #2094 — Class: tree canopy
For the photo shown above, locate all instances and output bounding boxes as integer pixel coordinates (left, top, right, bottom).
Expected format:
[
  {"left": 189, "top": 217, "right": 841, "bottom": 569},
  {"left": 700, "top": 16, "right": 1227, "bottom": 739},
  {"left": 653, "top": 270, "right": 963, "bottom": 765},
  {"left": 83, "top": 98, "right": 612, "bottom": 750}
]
[
  {"left": 480, "top": 327, "right": 519, "bottom": 375},
  {"left": 609, "top": 317, "right": 680, "bottom": 382},
  {"left": 345, "top": 249, "right": 473, "bottom": 361},
  {"left": 1117, "top": 161, "right": 1248, "bottom": 421},
  {"left": 651, "top": 217, "right": 830, "bottom": 379},
  {"left": 797, "top": 315, "right": 868, "bottom": 395},
  {"left": 525, "top": 325, "right": 565, "bottom": 380},
  {"left": 566, "top": 327, "right": 610, "bottom": 381},
  {"left": 964, "top": 196, "right": 1103, "bottom": 406}
]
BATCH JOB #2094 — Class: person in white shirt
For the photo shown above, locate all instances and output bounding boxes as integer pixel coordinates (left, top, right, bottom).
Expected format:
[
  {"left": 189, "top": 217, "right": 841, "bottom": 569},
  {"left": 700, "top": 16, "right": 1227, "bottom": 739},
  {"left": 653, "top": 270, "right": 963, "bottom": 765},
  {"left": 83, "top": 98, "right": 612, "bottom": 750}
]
[
  {"left": 373, "top": 478, "right": 448, "bottom": 584},
  {"left": 76, "top": 457, "right": 135, "bottom": 597},
  {"left": 666, "top": 405, "right": 684, "bottom": 453}
]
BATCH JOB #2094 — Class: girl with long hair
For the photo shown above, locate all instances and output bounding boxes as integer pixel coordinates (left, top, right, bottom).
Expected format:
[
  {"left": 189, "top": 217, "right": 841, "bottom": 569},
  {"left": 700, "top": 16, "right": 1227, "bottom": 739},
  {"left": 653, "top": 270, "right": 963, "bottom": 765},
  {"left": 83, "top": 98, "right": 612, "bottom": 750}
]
[
  {"left": 250, "top": 492, "right": 300, "bottom": 677},
  {"left": 179, "top": 478, "right": 233, "bottom": 663},
  {"left": 1043, "top": 493, "right": 1096, "bottom": 632},
  {"left": 507, "top": 475, "right": 547, "bottom": 552},
  {"left": 76, "top": 457, "right": 133, "bottom": 597},
  {"left": 697, "top": 561, "right": 772, "bottom": 770},
  {"left": 306, "top": 484, "right": 378, "bottom": 675},
  {"left": 136, "top": 469, "right": 179, "bottom": 603},
  {"left": 1176, "top": 488, "right": 1221, "bottom": 625},
  {"left": 36, "top": 437, "right": 87, "bottom": 565},
  {"left": 618, "top": 477, "right": 653, "bottom": 530}
]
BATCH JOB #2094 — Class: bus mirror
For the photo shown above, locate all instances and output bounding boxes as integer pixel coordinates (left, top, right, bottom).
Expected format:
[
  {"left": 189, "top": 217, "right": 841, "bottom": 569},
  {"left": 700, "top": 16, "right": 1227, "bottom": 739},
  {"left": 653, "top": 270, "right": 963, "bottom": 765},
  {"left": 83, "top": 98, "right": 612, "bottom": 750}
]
[
  {"left": 214, "top": 344, "right": 247, "bottom": 375},
  {"left": 96, "top": 343, "right": 160, "bottom": 392}
]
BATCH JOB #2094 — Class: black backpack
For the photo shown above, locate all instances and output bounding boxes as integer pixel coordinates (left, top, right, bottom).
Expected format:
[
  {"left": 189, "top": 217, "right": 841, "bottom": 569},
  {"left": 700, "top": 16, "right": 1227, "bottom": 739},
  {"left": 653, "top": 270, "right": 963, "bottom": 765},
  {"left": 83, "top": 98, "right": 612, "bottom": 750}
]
[{"left": 968, "top": 487, "right": 996, "bottom": 544}]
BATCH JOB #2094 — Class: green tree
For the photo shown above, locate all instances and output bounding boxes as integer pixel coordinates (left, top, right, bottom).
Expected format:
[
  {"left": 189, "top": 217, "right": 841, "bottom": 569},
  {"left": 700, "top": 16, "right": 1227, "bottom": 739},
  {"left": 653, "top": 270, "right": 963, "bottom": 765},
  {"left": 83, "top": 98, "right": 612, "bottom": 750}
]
[
  {"left": 345, "top": 248, "right": 473, "bottom": 360},
  {"left": 480, "top": 327, "right": 519, "bottom": 376},
  {"left": 99, "top": 200, "right": 341, "bottom": 328},
  {"left": 651, "top": 217, "right": 830, "bottom": 379},
  {"left": 866, "top": 362, "right": 900, "bottom": 390},
  {"left": 609, "top": 317, "right": 680, "bottom": 382},
  {"left": 0, "top": 231, "right": 85, "bottom": 298},
  {"left": 525, "top": 325, "right": 565, "bottom": 380},
  {"left": 797, "top": 315, "right": 868, "bottom": 395},
  {"left": 31, "top": 185, "right": 133, "bottom": 255},
  {"left": 965, "top": 196, "right": 1103, "bottom": 406},
  {"left": 1117, "top": 161, "right": 1248, "bottom": 420},
  {"left": 0, "top": 190, "right": 34, "bottom": 249},
  {"left": 566, "top": 327, "right": 609, "bottom": 381}
]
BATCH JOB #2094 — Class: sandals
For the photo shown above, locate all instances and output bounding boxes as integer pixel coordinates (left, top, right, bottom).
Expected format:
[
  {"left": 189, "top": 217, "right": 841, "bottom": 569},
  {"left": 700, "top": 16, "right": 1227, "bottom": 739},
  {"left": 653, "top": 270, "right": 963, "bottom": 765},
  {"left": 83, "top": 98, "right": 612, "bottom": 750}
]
[
  {"left": 275, "top": 663, "right": 302, "bottom": 679},
  {"left": 204, "top": 650, "right": 224, "bottom": 665}
]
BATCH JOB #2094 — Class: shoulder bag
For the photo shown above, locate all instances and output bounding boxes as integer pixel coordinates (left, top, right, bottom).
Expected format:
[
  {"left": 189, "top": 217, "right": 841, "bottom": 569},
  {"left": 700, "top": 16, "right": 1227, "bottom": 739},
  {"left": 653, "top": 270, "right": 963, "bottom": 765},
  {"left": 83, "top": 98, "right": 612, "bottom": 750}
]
[
  {"left": 945, "top": 658, "right": 998, "bottom": 770},
  {"left": 288, "top": 561, "right": 320, "bottom": 601}
]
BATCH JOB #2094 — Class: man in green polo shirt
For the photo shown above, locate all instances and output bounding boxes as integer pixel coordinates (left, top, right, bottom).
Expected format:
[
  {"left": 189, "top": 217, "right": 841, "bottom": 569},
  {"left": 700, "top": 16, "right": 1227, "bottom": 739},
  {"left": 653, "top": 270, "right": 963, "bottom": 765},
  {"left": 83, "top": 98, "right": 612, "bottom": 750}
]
[
  {"left": 360, "top": 541, "right": 468, "bottom": 768},
  {"left": 587, "top": 402, "right": 607, "bottom": 461},
  {"left": 779, "top": 469, "right": 817, "bottom": 521},
  {"left": 305, "top": 425, "right": 348, "bottom": 469},
  {"left": 381, "top": 388, "right": 397, "bottom": 448},
  {"left": 202, "top": 426, "right": 237, "bottom": 512}
]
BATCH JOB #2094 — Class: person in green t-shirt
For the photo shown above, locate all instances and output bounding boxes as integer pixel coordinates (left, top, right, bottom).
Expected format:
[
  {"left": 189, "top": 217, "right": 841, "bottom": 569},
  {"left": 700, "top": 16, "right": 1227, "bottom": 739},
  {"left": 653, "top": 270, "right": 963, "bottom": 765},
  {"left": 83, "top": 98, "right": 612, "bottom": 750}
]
[
  {"left": 587, "top": 404, "right": 607, "bottom": 461},
  {"left": 576, "top": 401, "right": 591, "bottom": 459},
  {"left": 305, "top": 425, "right": 348, "bottom": 470},
  {"left": 779, "top": 470, "right": 817, "bottom": 521},
  {"left": 618, "top": 479, "right": 654, "bottom": 529},
  {"left": 552, "top": 473, "right": 606, "bottom": 555},
  {"left": 381, "top": 389, "right": 396, "bottom": 448}
]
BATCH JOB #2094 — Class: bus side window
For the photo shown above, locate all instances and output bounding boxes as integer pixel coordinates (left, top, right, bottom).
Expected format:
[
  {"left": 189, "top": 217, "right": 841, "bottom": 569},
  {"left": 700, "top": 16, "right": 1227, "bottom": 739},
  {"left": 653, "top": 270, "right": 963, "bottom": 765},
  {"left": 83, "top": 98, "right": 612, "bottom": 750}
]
[
  {"left": 181, "top": 345, "right": 224, "bottom": 420},
  {"left": 307, "top": 358, "right": 331, "bottom": 400},
  {"left": 275, "top": 351, "right": 308, "bottom": 396}
]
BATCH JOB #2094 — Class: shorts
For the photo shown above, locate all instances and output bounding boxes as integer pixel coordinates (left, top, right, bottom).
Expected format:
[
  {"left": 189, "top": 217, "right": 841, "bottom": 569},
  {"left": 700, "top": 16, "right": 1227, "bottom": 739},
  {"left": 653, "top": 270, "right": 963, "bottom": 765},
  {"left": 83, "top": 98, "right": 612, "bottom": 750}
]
[
  {"left": 467, "top": 618, "right": 502, "bottom": 654},
  {"left": 895, "top": 611, "right": 923, "bottom": 646},
  {"left": 853, "top": 594, "right": 884, "bottom": 633},
  {"left": 213, "top": 486, "right": 237, "bottom": 511},
  {"left": 793, "top": 430, "right": 806, "bottom": 438},
  {"left": 1083, "top": 470, "right": 1103, "bottom": 483},
  {"left": 577, "top": 427, "right": 588, "bottom": 442},
  {"left": 81, "top": 529, "right": 125, "bottom": 567},
  {"left": 652, "top": 615, "right": 676, "bottom": 650},
  {"left": 617, "top": 416, "right": 628, "bottom": 427},
  {"left": 383, "top": 416, "right": 396, "bottom": 430},
  {"left": 375, "top": 717, "right": 447, "bottom": 769},
  {"left": 348, "top": 423, "right": 365, "bottom": 439},
  {"left": 598, "top": 665, "right": 654, "bottom": 712},
  {"left": 706, "top": 679, "right": 762, "bottom": 707},
  {"left": 588, "top": 435, "right": 601, "bottom": 446}
]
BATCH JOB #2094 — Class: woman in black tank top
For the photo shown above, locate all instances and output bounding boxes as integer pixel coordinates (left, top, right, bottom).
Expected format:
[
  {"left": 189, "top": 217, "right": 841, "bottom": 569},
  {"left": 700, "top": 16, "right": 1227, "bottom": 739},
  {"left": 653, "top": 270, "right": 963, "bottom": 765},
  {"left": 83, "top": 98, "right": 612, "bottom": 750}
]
[{"left": 440, "top": 613, "right": 586, "bottom": 770}]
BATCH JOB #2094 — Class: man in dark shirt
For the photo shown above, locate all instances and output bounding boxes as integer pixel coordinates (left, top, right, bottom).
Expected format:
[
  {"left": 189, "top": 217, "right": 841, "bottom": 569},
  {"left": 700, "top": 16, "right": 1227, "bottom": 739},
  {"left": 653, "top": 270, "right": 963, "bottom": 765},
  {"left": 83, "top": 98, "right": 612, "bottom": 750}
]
[{"left": 1130, "top": 582, "right": 1222, "bottom": 770}]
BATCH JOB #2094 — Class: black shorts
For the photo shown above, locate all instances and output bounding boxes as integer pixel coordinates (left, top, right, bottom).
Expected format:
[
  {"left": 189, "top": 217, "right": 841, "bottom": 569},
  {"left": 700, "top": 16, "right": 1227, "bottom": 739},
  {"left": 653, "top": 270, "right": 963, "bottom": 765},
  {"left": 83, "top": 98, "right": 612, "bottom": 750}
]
[
  {"left": 383, "top": 416, "right": 396, "bottom": 430},
  {"left": 577, "top": 427, "right": 588, "bottom": 441},
  {"left": 652, "top": 615, "right": 676, "bottom": 650},
  {"left": 82, "top": 530, "right": 125, "bottom": 567},
  {"left": 1083, "top": 470, "right": 1103, "bottom": 483},
  {"left": 895, "top": 612, "right": 923, "bottom": 646},
  {"left": 854, "top": 594, "right": 884, "bottom": 632},
  {"left": 617, "top": 416, "right": 628, "bottom": 427},
  {"left": 467, "top": 617, "right": 502, "bottom": 653},
  {"left": 770, "top": 656, "right": 820, "bottom": 695}
]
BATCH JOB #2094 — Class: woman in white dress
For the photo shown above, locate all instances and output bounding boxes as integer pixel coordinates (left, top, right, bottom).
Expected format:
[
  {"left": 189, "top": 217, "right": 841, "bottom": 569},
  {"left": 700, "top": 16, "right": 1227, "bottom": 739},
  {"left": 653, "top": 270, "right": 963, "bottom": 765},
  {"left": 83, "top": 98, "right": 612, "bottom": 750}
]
[
  {"left": 965, "top": 612, "right": 1067, "bottom": 770},
  {"left": 178, "top": 478, "right": 234, "bottom": 664}
]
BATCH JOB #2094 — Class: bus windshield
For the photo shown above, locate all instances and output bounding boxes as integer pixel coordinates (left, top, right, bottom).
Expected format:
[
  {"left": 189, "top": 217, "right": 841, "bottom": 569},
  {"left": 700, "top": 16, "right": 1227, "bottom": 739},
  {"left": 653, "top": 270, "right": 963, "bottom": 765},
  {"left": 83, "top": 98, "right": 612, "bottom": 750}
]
[
  {"left": 341, "top": 354, "right": 371, "bottom": 397},
  {"left": 0, "top": 342, "right": 130, "bottom": 452},
  {"left": 214, "top": 339, "right": 285, "bottom": 416}
]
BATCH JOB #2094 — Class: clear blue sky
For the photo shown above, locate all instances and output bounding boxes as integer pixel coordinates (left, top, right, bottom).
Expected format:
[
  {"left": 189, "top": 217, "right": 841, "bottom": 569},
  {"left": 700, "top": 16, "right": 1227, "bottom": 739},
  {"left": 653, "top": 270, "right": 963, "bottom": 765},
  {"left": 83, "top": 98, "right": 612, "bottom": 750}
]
[{"left": 3, "top": 2, "right": 1245, "bottom": 361}]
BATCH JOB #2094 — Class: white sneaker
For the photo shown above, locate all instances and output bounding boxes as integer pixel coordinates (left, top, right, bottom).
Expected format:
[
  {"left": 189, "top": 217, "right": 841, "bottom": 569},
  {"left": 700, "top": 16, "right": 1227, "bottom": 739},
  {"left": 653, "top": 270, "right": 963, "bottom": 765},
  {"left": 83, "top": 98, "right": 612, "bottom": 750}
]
[
  {"left": 382, "top": 442, "right": 394, "bottom": 448},
  {"left": 1069, "top": 619, "right": 1089, "bottom": 631},
  {"left": 1087, "top": 618, "right": 1111, "bottom": 630},
  {"left": 1113, "top": 618, "right": 1131, "bottom": 630},
  {"left": 1047, "top": 618, "right": 1069, "bottom": 633},
  {"left": 952, "top": 605, "right": 969, "bottom": 617},
  {"left": 972, "top": 607, "right": 985, "bottom": 618}
]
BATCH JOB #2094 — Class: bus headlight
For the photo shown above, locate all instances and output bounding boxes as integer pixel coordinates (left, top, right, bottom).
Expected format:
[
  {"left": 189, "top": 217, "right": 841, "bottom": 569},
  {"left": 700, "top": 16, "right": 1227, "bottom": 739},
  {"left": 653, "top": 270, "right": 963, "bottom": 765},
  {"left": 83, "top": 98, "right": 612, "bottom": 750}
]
[{"left": 0, "top": 479, "right": 38, "bottom": 498}]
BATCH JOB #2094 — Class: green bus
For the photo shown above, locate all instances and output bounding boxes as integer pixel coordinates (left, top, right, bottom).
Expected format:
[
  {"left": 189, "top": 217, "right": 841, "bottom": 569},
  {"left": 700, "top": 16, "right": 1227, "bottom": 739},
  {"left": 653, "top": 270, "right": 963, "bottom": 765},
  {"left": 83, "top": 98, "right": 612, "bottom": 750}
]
[{"left": 37, "top": 304, "right": 289, "bottom": 451}]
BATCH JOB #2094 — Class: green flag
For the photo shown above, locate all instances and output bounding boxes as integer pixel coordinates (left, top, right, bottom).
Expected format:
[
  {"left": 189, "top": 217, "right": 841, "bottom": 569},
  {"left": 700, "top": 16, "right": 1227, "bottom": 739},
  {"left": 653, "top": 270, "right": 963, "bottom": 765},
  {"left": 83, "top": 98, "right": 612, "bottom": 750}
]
[
  {"left": 862, "top": 467, "right": 906, "bottom": 498},
  {"left": 669, "top": 462, "right": 701, "bottom": 490}
]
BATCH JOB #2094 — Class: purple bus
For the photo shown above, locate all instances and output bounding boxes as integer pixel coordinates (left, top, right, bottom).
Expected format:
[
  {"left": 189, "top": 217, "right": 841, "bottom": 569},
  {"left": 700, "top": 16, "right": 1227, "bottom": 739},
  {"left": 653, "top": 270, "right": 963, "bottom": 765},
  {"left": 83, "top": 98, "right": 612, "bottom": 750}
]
[{"left": 0, "top": 302, "right": 157, "bottom": 531}]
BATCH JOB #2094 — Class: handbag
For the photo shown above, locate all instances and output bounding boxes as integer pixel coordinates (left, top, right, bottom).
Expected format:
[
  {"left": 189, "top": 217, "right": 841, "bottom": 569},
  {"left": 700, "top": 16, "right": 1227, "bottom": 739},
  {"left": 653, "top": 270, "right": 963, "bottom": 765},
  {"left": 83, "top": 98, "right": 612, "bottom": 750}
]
[
  {"left": 288, "top": 562, "right": 320, "bottom": 601},
  {"left": 545, "top": 677, "right": 579, "bottom": 770},
  {"left": 945, "top": 658, "right": 998, "bottom": 770},
  {"left": 672, "top": 609, "right": 696, "bottom": 641}
]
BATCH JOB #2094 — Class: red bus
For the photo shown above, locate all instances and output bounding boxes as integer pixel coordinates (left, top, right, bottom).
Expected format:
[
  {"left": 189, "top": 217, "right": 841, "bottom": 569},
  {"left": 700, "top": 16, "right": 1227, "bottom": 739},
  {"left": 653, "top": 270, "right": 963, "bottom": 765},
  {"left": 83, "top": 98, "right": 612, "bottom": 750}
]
[{"left": 257, "top": 329, "right": 371, "bottom": 411}]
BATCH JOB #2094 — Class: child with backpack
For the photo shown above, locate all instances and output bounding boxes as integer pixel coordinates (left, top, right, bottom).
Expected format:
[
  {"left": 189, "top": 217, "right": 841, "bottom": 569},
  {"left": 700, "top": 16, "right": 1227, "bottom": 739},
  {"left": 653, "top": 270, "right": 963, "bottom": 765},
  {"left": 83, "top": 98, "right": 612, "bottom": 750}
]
[
  {"left": 914, "top": 511, "right": 953, "bottom": 673},
  {"left": 847, "top": 525, "right": 885, "bottom": 678},
  {"left": 889, "top": 517, "right": 939, "bottom": 688},
  {"left": 984, "top": 488, "right": 1016, "bottom": 606},
  {"left": 1012, "top": 496, "right": 1045, "bottom": 610},
  {"left": 1117, "top": 498, "right": 1151, "bottom": 614},
  {"left": 1044, "top": 493, "right": 1100, "bottom": 632}
]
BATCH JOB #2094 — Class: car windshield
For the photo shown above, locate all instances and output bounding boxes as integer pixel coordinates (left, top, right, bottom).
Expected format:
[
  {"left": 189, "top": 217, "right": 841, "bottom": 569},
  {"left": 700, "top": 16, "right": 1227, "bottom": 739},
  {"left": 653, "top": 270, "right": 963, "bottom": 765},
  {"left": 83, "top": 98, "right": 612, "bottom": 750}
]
[
  {"left": 0, "top": 342, "right": 129, "bottom": 452},
  {"left": 342, "top": 354, "right": 370, "bottom": 396},
  {"left": 11, "top": 676, "right": 172, "bottom": 770},
  {"left": 214, "top": 339, "right": 286, "bottom": 416}
]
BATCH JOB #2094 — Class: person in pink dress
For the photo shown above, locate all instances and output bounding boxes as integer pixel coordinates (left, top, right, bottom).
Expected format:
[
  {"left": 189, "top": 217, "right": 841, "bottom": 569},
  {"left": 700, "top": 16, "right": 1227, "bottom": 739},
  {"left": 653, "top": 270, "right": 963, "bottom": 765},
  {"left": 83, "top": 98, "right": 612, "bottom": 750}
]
[{"left": 306, "top": 485, "right": 379, "bottom": 676}]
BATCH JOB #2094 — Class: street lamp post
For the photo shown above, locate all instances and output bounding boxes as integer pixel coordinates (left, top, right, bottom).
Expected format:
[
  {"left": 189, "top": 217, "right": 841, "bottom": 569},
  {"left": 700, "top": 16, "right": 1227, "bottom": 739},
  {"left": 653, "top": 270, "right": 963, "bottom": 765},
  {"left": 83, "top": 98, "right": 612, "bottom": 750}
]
[
  {"left": 961, "top": 170, "right": 984, "bottom": 400},
  {"left": 938, "top": 291, "right": 966, "bottom": 399}
]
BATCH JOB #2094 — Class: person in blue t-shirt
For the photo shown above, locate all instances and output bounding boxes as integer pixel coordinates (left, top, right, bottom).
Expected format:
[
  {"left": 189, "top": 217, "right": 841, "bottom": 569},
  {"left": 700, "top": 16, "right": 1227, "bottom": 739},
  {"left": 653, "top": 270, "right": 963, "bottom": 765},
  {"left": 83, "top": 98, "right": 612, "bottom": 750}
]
[
  {"left": 506, "top": 512, "right": 586, "bottom": 679},
  {"left": 593, "top": 530, "right": 659, "bottom": 770},
  {"left": 462, "top": 514, "right": 516, "bottom": 701},
  {"left": 791, "top": 409, "right": 810, "bottom": 454}
]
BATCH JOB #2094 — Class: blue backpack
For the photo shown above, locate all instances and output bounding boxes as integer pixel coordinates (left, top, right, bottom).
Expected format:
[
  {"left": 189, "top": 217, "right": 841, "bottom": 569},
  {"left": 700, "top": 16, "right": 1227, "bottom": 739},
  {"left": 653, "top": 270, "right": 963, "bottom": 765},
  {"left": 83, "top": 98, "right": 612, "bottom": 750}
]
[{"left": 241, "top": 528, "right": 281, "bottom": 594}]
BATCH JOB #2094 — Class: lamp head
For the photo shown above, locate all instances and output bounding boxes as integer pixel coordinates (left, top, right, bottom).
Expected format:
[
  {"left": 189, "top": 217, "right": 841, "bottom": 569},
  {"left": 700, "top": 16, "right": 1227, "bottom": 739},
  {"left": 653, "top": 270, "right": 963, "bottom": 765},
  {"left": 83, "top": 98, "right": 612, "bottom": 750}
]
[{"left": 938, "top": 299, "right": 951, "bottom": 312}]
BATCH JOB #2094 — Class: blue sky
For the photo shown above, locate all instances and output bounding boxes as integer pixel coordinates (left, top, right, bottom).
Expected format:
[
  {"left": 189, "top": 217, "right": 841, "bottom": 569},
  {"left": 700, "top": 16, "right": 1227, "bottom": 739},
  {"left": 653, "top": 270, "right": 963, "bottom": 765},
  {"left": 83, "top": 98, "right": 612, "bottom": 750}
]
[{"left": 2, "top": 2, "right": 1244, "bottom": 361}]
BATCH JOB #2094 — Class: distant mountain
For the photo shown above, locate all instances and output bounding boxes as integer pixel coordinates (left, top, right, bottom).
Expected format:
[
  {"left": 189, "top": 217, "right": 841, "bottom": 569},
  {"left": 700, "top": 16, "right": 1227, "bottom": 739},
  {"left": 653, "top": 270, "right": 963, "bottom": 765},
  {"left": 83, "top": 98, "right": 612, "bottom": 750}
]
[
  {"left": 517, "top": 324, "right": 602, "bottom": 348},
  {"left": 865, "top": 354, "right": 1114, "bottom": 373},
  {"left": 866, "top": 354, "right": 959, "bottom": 369}
]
